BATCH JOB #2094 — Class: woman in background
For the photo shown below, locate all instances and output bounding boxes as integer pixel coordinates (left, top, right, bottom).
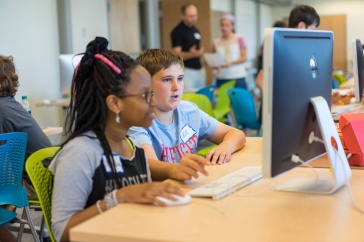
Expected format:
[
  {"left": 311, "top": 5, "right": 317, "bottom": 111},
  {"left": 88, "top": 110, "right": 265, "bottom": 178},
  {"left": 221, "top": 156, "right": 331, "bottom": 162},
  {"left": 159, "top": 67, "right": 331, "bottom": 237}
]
[{"left": 212, "top": 13, "right": 248, "bottom": 89}]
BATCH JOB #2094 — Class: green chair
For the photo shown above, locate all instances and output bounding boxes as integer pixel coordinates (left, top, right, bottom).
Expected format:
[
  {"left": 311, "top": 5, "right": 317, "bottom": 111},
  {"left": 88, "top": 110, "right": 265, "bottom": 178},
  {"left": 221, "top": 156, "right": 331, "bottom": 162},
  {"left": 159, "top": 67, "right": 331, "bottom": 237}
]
[
  {"left": 333, "top": 71, "right": 346, "bottom": 85},
  {"left": 182, "top": 93, "right": 214, "bottom": 117},
  {"left": 26, "top": 147, "right": 60, "bottom": 242},
  {"left": 213, "top": 80, "right": 236, "bottom": 124}
]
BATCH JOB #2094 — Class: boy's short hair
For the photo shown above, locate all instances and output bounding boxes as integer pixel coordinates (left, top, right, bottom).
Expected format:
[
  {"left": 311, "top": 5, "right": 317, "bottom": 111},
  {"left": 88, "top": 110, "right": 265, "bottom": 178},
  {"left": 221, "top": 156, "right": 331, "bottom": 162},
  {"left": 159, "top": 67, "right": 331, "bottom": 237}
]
[
  {"left": 288, "top": 5, "right": 320, "bottom": 28},
  {"left": 136, "top": 49, "right": 184, "bottom": 77}
]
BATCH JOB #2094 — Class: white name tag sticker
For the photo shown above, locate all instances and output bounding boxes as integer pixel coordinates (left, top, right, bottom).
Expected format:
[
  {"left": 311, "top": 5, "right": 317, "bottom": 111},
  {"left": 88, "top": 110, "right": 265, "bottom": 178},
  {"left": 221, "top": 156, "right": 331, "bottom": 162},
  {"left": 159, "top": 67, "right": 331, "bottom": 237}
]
[
  {"left": 194, "top": 32, "right": 201, "bottom": 40},
  {"left": 113, "top": 155, "right": 124, "bottom": 173},
  {"left": 102, "top": 154, "right": 124, "bottom": 173},
  {"left": 180, "top": 124, "right": 196, "bottom": 144}
]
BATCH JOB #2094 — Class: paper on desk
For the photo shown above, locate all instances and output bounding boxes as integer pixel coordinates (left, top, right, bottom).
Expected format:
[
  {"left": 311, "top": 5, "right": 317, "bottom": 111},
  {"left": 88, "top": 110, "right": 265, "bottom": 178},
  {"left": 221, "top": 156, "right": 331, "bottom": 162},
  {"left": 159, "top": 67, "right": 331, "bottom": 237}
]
[{"left": 203, "top": 53, "right": 225, "bottom": 67}]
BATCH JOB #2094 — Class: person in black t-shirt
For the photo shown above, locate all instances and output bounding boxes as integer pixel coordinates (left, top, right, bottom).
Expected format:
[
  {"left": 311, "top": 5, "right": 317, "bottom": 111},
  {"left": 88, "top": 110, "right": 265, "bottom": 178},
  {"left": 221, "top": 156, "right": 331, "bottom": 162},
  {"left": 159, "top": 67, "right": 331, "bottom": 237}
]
[{"left": 171, "top": 3, "right": 206, "bottom": 90}]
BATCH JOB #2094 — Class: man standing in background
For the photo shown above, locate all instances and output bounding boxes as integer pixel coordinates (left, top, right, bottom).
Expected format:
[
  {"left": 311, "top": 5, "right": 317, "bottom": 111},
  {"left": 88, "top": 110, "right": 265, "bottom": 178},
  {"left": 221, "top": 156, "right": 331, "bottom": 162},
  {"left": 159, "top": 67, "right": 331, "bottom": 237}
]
[{"left": 171, "top": 3, "right": 205, "bottom": 90}]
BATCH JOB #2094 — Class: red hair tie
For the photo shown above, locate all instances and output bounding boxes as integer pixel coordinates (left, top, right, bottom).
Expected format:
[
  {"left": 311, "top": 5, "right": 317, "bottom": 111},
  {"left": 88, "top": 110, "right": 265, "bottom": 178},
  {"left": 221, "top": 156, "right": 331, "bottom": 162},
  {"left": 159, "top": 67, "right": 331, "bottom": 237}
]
[{"left": 94, "top": 54, "right": 121, "bottom": 74}]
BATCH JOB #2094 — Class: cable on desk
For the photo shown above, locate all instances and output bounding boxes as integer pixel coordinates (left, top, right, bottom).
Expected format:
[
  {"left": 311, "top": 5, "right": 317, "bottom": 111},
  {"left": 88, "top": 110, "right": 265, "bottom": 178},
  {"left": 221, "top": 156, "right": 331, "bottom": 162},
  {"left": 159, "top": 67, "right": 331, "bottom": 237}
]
[
  {"left": 334, "top": 148, "right": 364, "bottom": 213},
  {"left": 191, "top": 165, "right": 267, "bottom": 214},
  {"left": 191, "top": 195, "right": 233, "bottom": 215},
  {"left": 234, "top": 178, "right": 274, "bottom": 197},
  {"left": 190, "top": 165, "right": 235, "bottom": 214},
  {"left": 291, "top": 154, "right": 319, "bottom": 182}
]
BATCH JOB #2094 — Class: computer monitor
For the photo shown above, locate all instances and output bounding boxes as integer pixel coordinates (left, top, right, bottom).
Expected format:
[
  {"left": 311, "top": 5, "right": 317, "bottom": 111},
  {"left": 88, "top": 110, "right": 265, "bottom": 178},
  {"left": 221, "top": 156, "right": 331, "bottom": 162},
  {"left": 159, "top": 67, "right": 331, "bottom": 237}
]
[
  {"left": 262, "top": 28, "right": 351, "bottom": 194},
  {"left": 352, "top": 39, "right": 364, "bottom": 103},
  {"left": 59, "top": 54, "right": 83, "bottom": 97}
]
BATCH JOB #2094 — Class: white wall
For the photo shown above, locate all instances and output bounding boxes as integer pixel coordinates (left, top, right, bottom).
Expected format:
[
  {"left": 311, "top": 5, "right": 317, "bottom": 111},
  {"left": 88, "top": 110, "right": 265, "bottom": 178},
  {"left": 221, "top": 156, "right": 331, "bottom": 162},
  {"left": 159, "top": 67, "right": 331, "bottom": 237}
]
[
  {"left": 69, "top": 0, "right": 109, "bottom": 53},
  {"left": 235, "top": 0, "right": 258, "bottom": 62},
  {"left": 272, "top": 0, "right": 364, "bottom": 71},
  {"left": 0, "top": 0, "right": 62, "bottom": 127},
  {"left": 258, "top": 3, "right": 273, "bottom": 48},
  {"left": 0, "top": 0, "right": 109, "bottom": 128},
  {"left": 210, "top": 0, "right": 233, "bottom": 12}
]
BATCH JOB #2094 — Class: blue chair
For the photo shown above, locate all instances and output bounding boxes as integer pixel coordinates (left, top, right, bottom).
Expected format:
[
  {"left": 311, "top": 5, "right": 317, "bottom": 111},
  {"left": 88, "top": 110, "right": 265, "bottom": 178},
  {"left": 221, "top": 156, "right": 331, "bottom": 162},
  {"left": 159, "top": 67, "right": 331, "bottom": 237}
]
[
  {"left": 196, "top": 84, "right": 216, "bottom": 104},
  {"left": 0, "top": 206, "right": 17, "bottom": 227},
  {"left": 0, "top": 132, "right": 40, "bottom": 242},
  {"left": 227, "top": 88, "right": 261, "bottom": 135}
]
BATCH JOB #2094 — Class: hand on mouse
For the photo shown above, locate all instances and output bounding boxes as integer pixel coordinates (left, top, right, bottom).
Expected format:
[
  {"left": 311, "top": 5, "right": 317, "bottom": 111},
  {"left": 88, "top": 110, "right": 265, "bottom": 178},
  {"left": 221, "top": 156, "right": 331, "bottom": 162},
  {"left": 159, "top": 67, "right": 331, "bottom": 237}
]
[
  {"left": 155, "top": 194, "right": 191, "bottom": 206},
  {"left": 115, "top": 182, "right": 184, "bottom": 205}
]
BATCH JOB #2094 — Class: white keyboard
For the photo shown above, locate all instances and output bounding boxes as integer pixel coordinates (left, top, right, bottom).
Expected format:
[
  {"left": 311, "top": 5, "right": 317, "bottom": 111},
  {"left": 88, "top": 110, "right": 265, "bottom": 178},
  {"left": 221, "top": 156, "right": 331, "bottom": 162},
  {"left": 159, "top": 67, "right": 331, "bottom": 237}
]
[{"left": 188, "top": 166, "right": 263, "bottom": 200}]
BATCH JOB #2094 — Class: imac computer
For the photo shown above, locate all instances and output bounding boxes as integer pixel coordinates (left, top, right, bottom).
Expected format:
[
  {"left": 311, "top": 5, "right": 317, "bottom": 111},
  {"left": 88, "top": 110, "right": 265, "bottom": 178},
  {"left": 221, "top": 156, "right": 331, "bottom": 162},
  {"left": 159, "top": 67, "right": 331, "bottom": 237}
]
[
  {"left": 59, "top": 54, "right": 83, "bottom": 97},
  {"left": 262, "top": 28, "right": 351, "bottom": 194},
  {"left": 352, "top": 39, "right": 364, "bottom": 103}
]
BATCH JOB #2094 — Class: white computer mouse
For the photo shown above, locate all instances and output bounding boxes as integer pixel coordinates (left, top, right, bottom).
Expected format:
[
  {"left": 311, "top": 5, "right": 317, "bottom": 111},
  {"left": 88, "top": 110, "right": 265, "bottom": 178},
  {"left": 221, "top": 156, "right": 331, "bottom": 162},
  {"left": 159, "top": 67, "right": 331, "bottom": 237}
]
[{"left": 155, "top": 194, "right": 192, "bottom": 206}]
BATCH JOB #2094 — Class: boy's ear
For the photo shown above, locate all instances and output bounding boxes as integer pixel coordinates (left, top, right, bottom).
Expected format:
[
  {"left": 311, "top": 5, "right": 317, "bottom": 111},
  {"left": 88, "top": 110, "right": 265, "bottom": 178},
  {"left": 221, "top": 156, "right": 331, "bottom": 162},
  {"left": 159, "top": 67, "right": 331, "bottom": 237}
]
[
  {"left": 296, "top": 21, "right": 306, "bottom": 29},
  {"left": 105, "top": 94, "right": 122, "bottom": 114}
]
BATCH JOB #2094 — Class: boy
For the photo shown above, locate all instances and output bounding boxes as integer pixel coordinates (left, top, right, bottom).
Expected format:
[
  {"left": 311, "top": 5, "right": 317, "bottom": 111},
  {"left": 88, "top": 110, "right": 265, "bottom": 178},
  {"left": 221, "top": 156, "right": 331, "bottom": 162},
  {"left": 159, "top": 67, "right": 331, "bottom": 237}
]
[{"left": 129, "top": 49, "right": 246, "bottom": 181}]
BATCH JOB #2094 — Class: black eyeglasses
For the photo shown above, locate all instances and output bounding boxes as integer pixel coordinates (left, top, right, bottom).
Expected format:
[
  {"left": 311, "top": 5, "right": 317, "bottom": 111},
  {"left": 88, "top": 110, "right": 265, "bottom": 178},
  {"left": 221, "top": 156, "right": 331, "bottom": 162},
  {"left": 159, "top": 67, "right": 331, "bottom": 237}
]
[{"left": 118, "top": 90, "right": 155, "bottom": 104}]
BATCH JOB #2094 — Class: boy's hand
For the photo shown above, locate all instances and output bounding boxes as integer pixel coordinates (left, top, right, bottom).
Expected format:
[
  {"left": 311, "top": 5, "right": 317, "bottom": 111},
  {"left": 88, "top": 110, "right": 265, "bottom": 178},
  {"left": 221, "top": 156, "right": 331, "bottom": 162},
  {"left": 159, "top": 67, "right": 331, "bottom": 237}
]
[
  {"left": 169, "top": 153, "right": 209, "bottom": 180},
  {"left": 205, "top": 146, "right": 232, "bottom": 165}
]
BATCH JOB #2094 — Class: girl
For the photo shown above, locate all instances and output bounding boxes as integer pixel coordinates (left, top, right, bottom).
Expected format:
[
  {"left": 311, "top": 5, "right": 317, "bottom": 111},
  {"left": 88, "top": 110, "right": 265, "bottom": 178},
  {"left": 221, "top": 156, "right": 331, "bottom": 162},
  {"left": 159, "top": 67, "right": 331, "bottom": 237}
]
[{"left": 50, "top": 37, "right": 183, "bottom": 241}]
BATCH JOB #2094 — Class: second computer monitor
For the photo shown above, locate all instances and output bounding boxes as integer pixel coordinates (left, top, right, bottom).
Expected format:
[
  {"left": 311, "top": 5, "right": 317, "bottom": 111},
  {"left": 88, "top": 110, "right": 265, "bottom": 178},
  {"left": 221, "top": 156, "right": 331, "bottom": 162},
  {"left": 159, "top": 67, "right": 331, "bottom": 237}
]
[
  {"left": 352, "top": 38, "right": 364, "bottom": 103},
  {"left": 59, "top": 54, "right": 83, "bottom": 97},
  {"left": 262, "top": 28, "right": 333, "bottom": 179}
]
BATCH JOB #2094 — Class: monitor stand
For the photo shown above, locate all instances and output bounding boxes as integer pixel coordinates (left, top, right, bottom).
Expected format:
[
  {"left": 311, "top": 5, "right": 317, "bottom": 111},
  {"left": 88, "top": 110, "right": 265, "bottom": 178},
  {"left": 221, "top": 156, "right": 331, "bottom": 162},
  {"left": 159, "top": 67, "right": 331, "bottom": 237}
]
[{"left": 276, "top": 96, "right": 352, "bottom": 194}]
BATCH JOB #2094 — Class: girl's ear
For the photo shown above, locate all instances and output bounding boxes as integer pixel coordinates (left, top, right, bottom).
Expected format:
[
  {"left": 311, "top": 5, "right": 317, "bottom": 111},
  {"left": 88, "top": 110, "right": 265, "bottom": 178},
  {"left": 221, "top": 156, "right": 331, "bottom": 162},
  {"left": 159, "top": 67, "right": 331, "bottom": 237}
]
[
  {"left": 296, "top": 21, "right": 306, "bottom": 29},
  {"left": 106, "top": 94, "right": 122, "bottom": 114}
]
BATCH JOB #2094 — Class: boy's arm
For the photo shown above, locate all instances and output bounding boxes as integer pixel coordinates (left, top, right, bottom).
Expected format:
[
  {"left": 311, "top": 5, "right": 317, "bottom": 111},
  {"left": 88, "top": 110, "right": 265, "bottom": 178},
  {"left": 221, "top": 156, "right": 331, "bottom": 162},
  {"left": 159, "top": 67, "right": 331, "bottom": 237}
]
[
  {"left": 142, "top": 144, "right": 209, "bottom": 181},
  {"left": 206, "top": 122, "right": 246, "bottom": 165}
]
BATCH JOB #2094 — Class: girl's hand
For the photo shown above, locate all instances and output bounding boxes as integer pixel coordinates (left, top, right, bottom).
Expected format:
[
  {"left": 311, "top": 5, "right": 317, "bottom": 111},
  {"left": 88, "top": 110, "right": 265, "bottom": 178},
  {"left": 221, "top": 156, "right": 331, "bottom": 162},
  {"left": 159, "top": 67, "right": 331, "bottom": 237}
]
[{"left": 117, "top": 182, "right": 184, "bottom": 206}]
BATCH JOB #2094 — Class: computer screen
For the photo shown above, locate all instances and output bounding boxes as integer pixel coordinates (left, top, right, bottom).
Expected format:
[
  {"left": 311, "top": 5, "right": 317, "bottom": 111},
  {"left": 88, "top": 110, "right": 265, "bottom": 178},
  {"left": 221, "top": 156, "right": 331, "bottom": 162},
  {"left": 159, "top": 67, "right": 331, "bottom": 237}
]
[
  {"left": 262, "top": 28, "right": 350, "bottom": 193},
  {"left": 352, "top": 39, "right": 364, "bottom": 103},
  {"left": 59, "top": 54, "right": 83, "bottom": 97}
]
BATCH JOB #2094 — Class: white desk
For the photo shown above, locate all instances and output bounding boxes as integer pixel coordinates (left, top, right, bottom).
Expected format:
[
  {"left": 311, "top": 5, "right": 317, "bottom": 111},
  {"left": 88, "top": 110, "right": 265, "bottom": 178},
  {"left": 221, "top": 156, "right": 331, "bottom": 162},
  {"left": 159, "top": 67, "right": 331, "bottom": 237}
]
[
  {"left": 42, "top": 127, "right": 64, "bottom": 145},
  {"left": 42, "top": 127, "right": 63, "bottom": 137},
  {"left": 70, "top": 138, "right": 364, "bottom": 242},
  {"left": 35, "top": 98, "right": 70, "bottom": 108}
]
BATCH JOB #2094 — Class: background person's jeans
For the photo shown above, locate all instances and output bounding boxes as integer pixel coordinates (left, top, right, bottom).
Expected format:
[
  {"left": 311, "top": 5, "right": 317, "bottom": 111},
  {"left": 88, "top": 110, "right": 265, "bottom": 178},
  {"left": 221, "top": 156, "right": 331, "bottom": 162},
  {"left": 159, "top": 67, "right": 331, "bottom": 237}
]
[
  {"left": 216, "top": 77, "right": 247, "bottom": 89},
  {"left": 184, "top": 67, "right": 206, "bottom": 90}
]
